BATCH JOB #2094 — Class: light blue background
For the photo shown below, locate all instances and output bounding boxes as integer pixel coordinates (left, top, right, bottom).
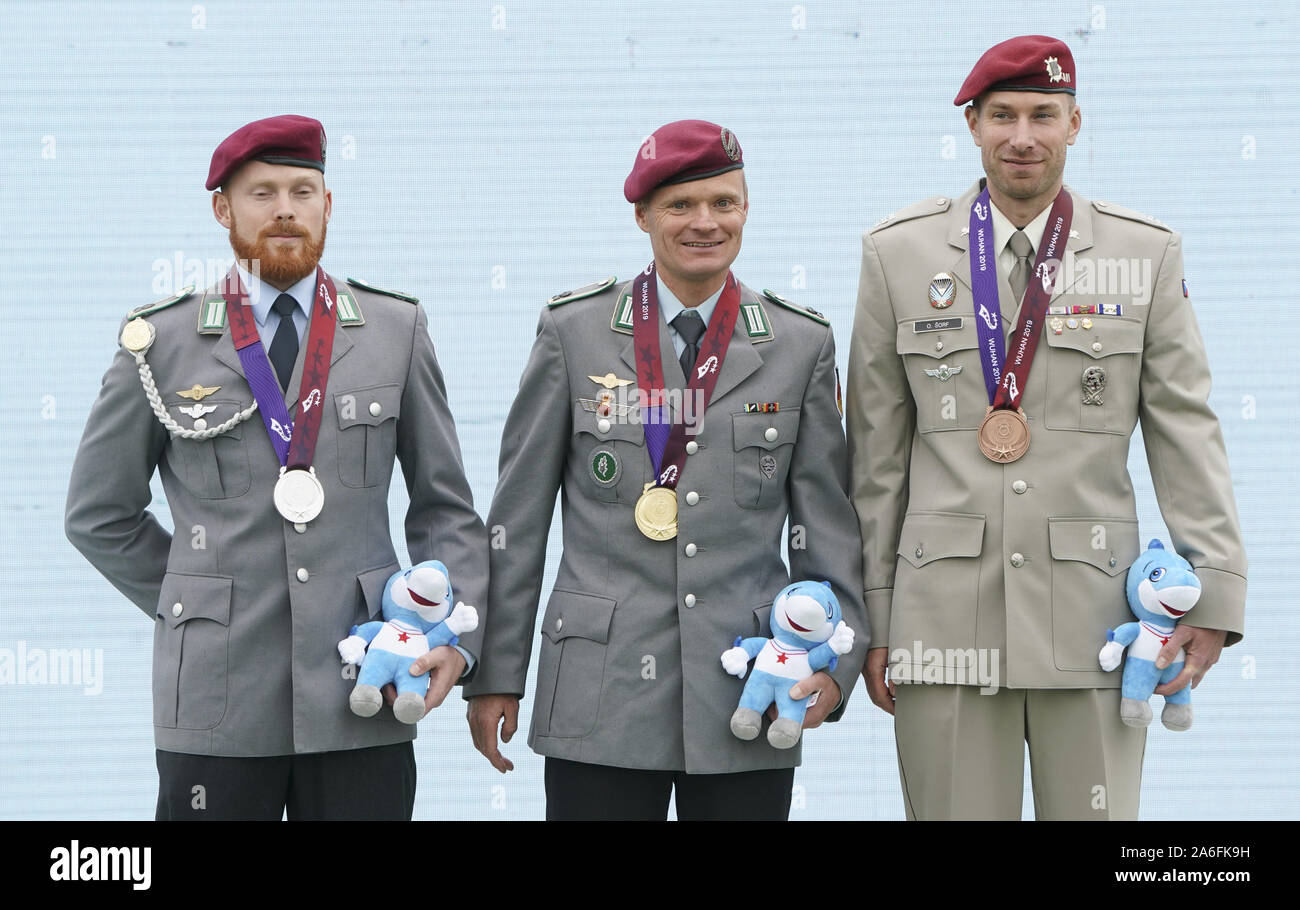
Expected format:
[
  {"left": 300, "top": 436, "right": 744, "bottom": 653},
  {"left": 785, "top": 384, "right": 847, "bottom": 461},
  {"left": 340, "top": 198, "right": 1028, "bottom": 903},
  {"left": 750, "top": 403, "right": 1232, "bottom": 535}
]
[{"left": 1, "top": 0, "right": 1294, "bottom": 819}]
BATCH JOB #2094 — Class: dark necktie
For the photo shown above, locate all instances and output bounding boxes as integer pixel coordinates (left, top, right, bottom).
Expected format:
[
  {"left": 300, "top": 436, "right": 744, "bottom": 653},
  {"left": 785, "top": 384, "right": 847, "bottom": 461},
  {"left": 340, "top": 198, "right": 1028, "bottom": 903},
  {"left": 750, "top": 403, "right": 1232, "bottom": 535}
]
[
  {"left": 672, "top": 309, "right": 707, "bottom": 379},
  {"left": 267, "top": 293, "right": 300, "bottom": 392},
  {"left": 1009, "top": 229, "right": 1034, "bottom": 303}
]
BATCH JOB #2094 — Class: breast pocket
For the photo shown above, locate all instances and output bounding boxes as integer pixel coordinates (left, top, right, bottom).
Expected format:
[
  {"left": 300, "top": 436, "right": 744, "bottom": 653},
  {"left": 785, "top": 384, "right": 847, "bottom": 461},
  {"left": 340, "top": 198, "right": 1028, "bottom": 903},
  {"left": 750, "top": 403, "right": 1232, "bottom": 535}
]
[
  {"left": 570, "top": 401, "right": 648, "bottom": 504},
  {"left": 732, "top": 408, "right": 800, "bottom": 510},
  {"left": 163, "top": 398, "right": 251, "bottom": 499},
  {"left": 532, "top": 589, "right": 616, "bottom": 738},
  {"left": 334, "top": 384, "right": 402, "bottom": 488},
  {"left": 895, "top": 322, "right": 986, "bottom": 433},
  {"left": 1043, "top": 315, "right": 1144, "bottom": 434},
  {"left": 1048, "top": 517, "right": 1140, "bottom": 670},
  {"left": 154, "top": 573, "right": 232, "bottom": 730}
]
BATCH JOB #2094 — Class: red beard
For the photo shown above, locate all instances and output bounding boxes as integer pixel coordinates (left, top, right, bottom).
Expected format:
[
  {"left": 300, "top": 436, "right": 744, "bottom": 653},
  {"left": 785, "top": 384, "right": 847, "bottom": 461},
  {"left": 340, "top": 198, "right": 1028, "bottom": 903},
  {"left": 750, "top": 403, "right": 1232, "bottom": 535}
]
[{"left": 229, "top": 217, "right": 327, "bottom": 286}]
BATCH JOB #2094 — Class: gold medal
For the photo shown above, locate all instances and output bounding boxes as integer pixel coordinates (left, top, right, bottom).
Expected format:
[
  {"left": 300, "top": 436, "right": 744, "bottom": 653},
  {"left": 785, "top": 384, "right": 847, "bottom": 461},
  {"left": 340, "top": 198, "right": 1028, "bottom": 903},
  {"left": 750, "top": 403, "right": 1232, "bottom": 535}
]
[
  {"left": 978, "top": 406, "right": 1030, "bottom": 463},
  {"left": 121, "top": 318, "right": 155, "bottom": 353},
  {"left": 634, "top": 483, "right": 678, "bottom": 540}
]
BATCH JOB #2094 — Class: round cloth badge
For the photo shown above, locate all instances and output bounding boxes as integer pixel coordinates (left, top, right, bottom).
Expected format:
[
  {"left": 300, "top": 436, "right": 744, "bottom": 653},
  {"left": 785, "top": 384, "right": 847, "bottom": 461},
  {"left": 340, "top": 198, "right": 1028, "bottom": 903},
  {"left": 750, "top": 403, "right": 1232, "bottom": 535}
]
[{"left": 590, "top": 447, "right": 620, "bottom": 486}]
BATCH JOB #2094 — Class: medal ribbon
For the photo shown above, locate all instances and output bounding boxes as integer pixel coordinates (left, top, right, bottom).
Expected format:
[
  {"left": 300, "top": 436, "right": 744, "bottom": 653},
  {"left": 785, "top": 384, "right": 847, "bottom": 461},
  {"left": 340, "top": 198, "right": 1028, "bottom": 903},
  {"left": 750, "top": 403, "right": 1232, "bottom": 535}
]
[
  {"left": 631, "top": 262, "right": 740, "bottom": 489},
  {"left": 968, "top": 186, "right": 1073, "bottom": 410},
  {"left": 223, "top": 266, "right": 338, "bottom": 469}
]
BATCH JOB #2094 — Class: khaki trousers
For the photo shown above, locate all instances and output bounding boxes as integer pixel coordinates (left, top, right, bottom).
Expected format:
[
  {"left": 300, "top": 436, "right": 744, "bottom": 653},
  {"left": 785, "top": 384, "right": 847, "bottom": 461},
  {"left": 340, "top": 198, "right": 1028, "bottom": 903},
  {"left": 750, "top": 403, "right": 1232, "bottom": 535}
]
[{"left": 893, "top": 683, "right": 1146, "bottom": 820}]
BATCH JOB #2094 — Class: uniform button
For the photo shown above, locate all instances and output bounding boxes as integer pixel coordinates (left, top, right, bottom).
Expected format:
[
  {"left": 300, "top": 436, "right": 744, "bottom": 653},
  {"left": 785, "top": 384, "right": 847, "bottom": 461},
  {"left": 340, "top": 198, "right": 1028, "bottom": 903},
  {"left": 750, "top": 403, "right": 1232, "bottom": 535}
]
[
  {"left": 764, "top": 427, "right": 779, "bottom": 442},
  {"left": 1010, "top": 553, "right": 1025, "bottom": 568},
  {"left": 685, "top": 543, "right": 698, "bottom": 557},
  {"left": 597, "top": 418, "right": 611, "bottom": 433},
  {"left": 1012, "top": 480, "right": 1028, "bottom": 494},
  {"left": 1109, "top": 556, "right": 1118, "bottom": 568},
  {"left": 685, "top": 441, "right": 699, "bottom": 455},
  {"left": 685, "top": 491, "right": 699, "bottom": 506},
  {"left": 296, "top": 567, "right": 309, "bottom": 582},
  {"left": 193, "top": 418, "right": 207, "bottom": 431},
  {"left": 684, "top": 594, "right": 696, "bottom": 608},
  {"left": 936, "top": 197, "right": 947, "bottom": 206},
  {"left": 1096, "top": 200, "right": 1108, "bottom": 207},
  {"left": 556, "top": 617, "right": 564, "bottom": 631},
  {"left": 171, "top": 602, "right": 183, "bottom": 618},
  {"left": 369, "top": 401, "right": 382, "bottom": 417},
  {"left": 915, "top": 545, "right": 923, "bottom": 559},
  {"left": 294, "top": 522, "right": 307, "bottom": 533},
  {"left": 935, "top": 341, "right": 944, "bottom": 352},
  {"left": 1092, "top": 342, "right": 1103, "bottom": 353}
]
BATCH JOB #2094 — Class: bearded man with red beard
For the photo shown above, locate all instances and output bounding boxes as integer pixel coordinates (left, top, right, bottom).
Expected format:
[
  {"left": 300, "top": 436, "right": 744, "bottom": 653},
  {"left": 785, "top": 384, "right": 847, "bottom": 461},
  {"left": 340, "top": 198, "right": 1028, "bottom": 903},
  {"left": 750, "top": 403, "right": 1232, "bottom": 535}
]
[{"left": 66, "top": 115, "right": 488, "bottom": 820}]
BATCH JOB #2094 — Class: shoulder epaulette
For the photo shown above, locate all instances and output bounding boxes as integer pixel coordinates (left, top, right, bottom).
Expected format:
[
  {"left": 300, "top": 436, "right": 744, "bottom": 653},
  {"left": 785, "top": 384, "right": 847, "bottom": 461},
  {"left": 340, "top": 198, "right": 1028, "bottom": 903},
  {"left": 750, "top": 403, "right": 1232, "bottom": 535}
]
[
  {"left": 1091, "top": 200, "right": 1172, "bottom": 233},
  {"left": 346, "top": 277, "right": 419, "bottom": 304},
  {"left": 549, "top": 276, "right": 617, "bottom": 307},
  {"left": 762, "top": 289, "right": 828, "bottom": 326},
  {"left": 870, "top": 195, "right": 952, "bottom": 233},
  {"left": 128, "top": 286, "right": 195, "bottom": 319}
]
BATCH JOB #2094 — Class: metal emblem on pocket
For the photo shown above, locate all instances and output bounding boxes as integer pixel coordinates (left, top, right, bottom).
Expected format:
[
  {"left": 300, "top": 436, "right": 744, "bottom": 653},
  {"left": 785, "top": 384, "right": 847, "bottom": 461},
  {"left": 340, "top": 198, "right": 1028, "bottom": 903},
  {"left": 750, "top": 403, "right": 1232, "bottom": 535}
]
[
  {"left": 1082, "top": 366, "right": 1107, "bottom": 406},
  {"left": 924, "top": 364, "right": 963, "bottom": 382},
  {"left": 759, "top": 454, "right": 778, "bottom": 479}
]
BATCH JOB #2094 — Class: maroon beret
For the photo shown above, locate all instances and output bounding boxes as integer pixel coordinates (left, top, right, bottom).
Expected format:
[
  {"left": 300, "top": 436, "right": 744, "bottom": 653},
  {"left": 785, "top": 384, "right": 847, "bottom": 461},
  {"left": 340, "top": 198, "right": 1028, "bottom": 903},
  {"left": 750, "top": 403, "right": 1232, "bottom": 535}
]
[
  {"left": 624, "top": 120, "right": 744, "bottom": 204},
  {"left": 954, "top": 35, "right": 1076, "bottom": 106},
  {"left": 206, "top": 115, "right": 327, "bottom": 191}
]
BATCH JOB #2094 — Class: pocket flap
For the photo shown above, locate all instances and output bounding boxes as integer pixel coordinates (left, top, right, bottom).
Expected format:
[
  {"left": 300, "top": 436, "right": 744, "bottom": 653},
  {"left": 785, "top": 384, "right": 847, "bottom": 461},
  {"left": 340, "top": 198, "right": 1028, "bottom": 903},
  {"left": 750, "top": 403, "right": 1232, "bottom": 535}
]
[
  {"left": 731, "top": 408, "right": 801, "bottom": 451},
  {"left": 541, "top": 590, "right": 616, "bottom": 644},
  {"left": 1044, "top": 316, "right": 1144, "bottom": 359},
  {"left": 157, "top": 573, "right": 233, "bottom": 629},
  {"left": 571, "top": 400, "right": 646, "bottom": 444},
  {"left": 358, "top": 563, "right": 400, "bottom": 618},
  {"left": 897, "top": 512, "right": 986, "bottom": 568},
  {"left": 1048, "top": 517, "right": 1140, "bottom": 577},
  {"left": 335, "top": 384, "right": 402, "bottom": 428},
  {"left": 896, "top": 322, "right": 979, "bottom": 359}
]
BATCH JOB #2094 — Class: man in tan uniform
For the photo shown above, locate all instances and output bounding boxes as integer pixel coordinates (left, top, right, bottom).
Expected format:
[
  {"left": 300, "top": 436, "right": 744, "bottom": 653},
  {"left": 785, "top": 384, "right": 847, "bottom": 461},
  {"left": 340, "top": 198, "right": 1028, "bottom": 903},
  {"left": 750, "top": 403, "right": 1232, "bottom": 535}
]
[{"left": 847, "top": 36, "right": 1247, "bottom": 819}]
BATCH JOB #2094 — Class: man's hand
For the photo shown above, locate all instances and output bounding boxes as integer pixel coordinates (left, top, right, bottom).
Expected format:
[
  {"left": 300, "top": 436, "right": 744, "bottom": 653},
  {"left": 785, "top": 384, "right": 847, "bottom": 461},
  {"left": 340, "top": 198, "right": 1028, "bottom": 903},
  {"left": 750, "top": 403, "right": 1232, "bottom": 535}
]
[
  {"left": 467, "top": 696, "right": 517, "bottom": 774},
  {"left": 1153, "top": 625, "right": 1226, "bottom": 696},
  {"left": 863, "top": 646, "right": 895, "bottom": 716},
  {"left": 380, "top": 645, "right": 466, "bottom": 716},
  {"left": 467, "top": 694, "right": 520, "bottom": 773},
  {"left": 786, "top": 672, "right": 840, "bottom": 729}
]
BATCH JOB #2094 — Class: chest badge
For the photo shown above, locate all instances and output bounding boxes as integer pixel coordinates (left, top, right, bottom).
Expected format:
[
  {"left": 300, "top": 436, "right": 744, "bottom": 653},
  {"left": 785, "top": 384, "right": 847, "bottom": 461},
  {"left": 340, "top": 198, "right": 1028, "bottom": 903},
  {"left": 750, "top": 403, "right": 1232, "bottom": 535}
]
[{"left": 928, "top": 273, "right": 956, "bottom": 309}]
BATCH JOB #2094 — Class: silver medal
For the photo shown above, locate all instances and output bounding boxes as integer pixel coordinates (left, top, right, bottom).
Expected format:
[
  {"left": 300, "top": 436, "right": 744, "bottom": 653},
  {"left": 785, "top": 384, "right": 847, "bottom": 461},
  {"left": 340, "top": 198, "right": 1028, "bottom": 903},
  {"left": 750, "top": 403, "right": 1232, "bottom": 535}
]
[{"left": 274, "top": 467, "right": 325, "bottom": 523}]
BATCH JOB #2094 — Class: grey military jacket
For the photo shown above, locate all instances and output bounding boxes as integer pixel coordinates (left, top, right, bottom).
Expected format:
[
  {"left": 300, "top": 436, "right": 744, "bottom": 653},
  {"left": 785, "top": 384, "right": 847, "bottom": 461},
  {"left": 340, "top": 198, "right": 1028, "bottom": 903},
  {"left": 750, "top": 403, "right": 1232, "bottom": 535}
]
[
  {"left": 465, "top": 278, "right": 868, "bottom": 773},
  {"left": 65, "top": 274, "right": 488, "bottom": 756},
  {"left": 847, "top": 182, "right": 1247, "bottom": 689}
]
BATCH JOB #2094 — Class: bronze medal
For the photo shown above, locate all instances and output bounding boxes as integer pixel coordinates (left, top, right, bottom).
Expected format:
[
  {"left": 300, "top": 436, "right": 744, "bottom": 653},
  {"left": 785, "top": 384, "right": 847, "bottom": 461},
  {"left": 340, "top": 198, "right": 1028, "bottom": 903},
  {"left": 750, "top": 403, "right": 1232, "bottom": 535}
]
[
  {"left": 634, "top": 483, "right": 678, "bottom": 540},
  {"left": 978, "top": 407, "right": 1030, "bottom": 463}
]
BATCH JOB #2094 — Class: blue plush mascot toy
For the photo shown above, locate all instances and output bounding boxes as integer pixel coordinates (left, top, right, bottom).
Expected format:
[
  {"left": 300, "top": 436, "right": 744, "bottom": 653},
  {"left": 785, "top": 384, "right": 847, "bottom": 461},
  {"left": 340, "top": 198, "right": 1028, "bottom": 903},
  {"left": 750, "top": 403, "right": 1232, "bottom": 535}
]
[
  {"left": 721, "top": 580, "right": 855, "bottom": 749},
  {"left": 1098, "top": 540, "right": 1202, "bottom": 731},
  {"left": 337, "top": 560, "right": 478, "bottom": 724}
]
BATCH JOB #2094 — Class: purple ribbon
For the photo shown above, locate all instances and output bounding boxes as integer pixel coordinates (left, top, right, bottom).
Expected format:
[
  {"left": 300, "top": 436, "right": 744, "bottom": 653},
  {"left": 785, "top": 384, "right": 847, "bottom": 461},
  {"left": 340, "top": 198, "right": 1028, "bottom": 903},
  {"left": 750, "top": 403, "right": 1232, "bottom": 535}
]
[
  {"left": 234, "top": 343, "right": 294, "bottom": 466},
  {"left": 968, "top": 187, "right": 1005, "bottom": 404}
]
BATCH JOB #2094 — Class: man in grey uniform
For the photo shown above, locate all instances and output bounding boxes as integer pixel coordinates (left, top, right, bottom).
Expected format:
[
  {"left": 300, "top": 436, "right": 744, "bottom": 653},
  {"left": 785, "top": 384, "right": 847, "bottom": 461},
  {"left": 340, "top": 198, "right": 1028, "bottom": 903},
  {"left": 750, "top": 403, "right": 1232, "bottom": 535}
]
[
  {"left": 65, "top": 115, "right": 488, "bottom": 820},
  {"left": 847, "top": 37, "right": 1247, "bottom": 819},
  {"left": 466, "top": 120, "right": 868, "bottom": 820}
]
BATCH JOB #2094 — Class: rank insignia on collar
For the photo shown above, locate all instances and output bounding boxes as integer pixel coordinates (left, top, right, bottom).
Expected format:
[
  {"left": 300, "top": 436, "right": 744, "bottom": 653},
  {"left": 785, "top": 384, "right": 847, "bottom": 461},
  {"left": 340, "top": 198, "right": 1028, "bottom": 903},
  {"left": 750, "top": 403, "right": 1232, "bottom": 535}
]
[
  {"left": 928, "top": 273, "right": 956, "bottom": 309},
  {"left": 177, "top": 384, "right": 221, "bottom": 401}
]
